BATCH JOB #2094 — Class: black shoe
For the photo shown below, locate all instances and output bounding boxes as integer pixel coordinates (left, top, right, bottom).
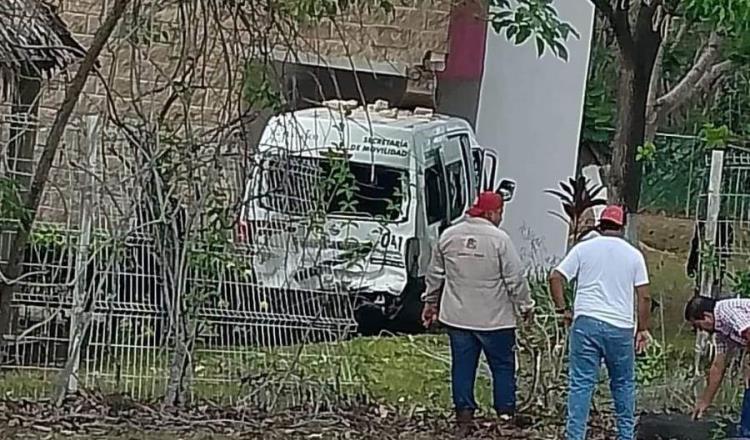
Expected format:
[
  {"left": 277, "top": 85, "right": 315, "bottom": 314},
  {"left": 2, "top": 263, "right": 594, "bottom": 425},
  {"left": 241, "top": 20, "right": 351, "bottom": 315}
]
[
  {"left": 455, "top": 409, "right": 475, "bottom": 437},
  {"left": 496, "top": 411, "right": 533, "bottom": 429}
]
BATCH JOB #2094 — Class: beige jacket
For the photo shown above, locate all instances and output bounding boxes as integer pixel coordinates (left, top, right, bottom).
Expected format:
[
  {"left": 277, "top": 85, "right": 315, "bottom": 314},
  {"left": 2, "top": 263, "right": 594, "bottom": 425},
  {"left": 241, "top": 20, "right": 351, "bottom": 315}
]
[{"left": 421, "top": 217, "right": 534, "bottom": 331}]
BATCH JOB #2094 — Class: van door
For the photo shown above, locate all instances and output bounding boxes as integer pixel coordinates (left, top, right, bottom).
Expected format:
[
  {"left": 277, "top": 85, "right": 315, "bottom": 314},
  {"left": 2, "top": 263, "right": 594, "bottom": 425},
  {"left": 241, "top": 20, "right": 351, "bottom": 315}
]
[
  {"left": 418, "top": 133, "right": 473, "bottom": 276},
  {"left": 424, "top": 133, "right": 471, "bottom": 231},
  {"left": 471, "top": 147, "right": 498, "bottom": 193}
]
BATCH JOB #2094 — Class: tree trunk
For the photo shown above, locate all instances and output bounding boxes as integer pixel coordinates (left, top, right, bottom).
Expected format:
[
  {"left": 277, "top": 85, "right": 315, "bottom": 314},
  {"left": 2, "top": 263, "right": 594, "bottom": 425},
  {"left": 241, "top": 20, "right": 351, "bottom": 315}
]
[
  {"left": 608, "top": 54, "right": 657, "bottom": 244},
  {"left": 608, "top": 63, "right": 651, "bottom": 211},
  {"left": 606, "top": 3, "right": 662, "bottom": 243}
]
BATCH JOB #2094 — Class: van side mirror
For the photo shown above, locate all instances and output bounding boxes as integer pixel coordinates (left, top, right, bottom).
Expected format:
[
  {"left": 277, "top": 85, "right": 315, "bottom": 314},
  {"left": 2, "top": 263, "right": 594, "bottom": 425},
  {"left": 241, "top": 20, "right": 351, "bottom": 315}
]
[{"left": 496, "top": 179, "right": 516, "bottom": 202}]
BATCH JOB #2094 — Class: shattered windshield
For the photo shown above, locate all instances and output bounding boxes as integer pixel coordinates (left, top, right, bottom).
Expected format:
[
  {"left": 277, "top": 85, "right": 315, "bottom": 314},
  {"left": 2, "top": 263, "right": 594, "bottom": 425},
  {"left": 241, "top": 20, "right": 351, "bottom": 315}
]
[{"left": 259, "top": 156, "right": 407, "bottom": 221}]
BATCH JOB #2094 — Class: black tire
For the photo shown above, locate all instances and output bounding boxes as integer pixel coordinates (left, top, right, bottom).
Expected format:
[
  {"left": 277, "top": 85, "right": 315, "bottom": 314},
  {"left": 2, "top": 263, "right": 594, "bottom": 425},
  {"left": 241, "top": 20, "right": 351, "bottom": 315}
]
[
  {"left": 354, "top": 301, "right": 388, "bottom": 336},
  {"left": 385, "top": 280, "right": 425, "bottom": 334},
  {"left": 637, "top": 413, "right": 728, "bottom": 440}
]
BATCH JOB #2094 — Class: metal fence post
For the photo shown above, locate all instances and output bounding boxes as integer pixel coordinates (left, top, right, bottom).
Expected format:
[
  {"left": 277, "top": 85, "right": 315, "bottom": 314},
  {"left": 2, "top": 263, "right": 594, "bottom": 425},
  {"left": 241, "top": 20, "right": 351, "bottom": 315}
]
[
  {"left": 67, "top": 114, "right": 99, "bottom": 393},
  {"left": 694, "top": 148, "right": 724, "bottom": 375}
]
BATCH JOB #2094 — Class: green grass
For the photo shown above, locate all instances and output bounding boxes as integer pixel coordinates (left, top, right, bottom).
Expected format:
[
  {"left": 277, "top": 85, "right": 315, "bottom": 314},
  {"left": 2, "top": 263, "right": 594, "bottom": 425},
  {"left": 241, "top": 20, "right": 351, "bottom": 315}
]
[
  {"left": 644, "top": 248, "right": 696, "bottom": 353},
  {"left": 344, "top": 335, "right": 490, "bottom": 410},
  {"left": 0, "top": 216, "right": 733, "bottom": 422}
]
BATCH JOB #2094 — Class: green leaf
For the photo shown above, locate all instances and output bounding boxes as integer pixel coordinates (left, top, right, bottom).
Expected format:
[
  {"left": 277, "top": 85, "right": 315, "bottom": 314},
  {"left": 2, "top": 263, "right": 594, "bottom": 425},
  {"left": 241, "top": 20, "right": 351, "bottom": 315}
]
[
  {"left": 536, "top": 36, "right": 545, "bottom": 57},
  {"left": 506, "top": 25, "right": 518, "bottom": 40},
  {"left": 489, "top": 0, "right": 578, "bottom": 61},
  {"left": 516, "top": 26, "right": 532, "bottom": 43}
]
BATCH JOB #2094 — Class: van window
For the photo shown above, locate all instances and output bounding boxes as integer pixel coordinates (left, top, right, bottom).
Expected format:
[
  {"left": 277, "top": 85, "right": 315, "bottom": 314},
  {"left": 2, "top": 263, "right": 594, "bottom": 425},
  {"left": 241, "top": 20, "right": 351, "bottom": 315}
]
[
  {"left": 424, "top": 164, "right": 446, "bottom": 224},
  {"left": 471, "top": 149, "right": 482, "bottom": 194},
  {"left": 445, "top": 160, "right": 466, "bottom": 221},
  {"left": 260, "top": 156, "right": 407, "bottom": 221}
]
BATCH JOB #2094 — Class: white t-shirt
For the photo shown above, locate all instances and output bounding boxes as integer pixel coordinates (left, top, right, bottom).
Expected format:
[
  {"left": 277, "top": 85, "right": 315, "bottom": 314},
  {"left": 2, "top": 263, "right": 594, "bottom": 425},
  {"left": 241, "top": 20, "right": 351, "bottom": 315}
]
[{"left": 555, "top": 235, "right": 649, "bottom": 329}]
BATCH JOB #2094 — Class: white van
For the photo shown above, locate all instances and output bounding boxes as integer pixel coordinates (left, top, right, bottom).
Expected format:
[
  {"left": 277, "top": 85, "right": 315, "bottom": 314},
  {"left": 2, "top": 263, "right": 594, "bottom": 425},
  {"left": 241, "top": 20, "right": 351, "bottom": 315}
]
[{"left": 237, "top": 100, "right": 515, "bottom": 333}]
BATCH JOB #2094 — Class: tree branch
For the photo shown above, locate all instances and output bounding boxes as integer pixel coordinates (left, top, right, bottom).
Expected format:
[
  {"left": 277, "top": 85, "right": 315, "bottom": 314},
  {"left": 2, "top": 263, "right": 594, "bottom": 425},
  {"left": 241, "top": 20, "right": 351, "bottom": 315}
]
[
  {"left": 655, "top": 31, "right": 723, "bottom": 116},
  {"left": 645, "top": 17, "right": 669, "bottom": 142},
  {"left": 695, "top": 60, "right": 733, "bottom": 92}
]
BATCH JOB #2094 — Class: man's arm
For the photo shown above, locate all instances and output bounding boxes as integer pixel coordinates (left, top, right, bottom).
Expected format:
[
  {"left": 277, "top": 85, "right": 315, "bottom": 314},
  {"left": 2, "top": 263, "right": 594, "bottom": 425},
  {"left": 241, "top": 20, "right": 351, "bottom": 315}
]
[
  {"left": 694, "top": 351, "right": 730, "bottom": 419},
  {"left": 636, "top": 285, "right": 651, "bottom": 332},
  {"left": 421, "top": 241, "right": 445, "bottom": 305},
  {"left": 549, "top": 247, "right": 579, "bottom": 312},
  {"left": 634, "top": 252, "right": 651, "bottom": 332},
  {"left": 549, "top": 270, "right": 568, "bottom": 311}
]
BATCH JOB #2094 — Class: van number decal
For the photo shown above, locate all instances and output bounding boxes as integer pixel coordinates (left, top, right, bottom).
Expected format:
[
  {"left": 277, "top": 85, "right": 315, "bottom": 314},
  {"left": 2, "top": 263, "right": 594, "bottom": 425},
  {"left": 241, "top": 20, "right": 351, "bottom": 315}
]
[{"left": 380, "top": 233, "right": 404, "bottom": 251}]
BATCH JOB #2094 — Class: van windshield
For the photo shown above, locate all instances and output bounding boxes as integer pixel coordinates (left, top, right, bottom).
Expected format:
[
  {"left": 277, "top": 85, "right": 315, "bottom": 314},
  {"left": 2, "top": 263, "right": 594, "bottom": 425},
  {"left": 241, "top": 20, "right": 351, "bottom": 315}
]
[{"left": 260, "top": 156, "right": 407, "bottom": 221}]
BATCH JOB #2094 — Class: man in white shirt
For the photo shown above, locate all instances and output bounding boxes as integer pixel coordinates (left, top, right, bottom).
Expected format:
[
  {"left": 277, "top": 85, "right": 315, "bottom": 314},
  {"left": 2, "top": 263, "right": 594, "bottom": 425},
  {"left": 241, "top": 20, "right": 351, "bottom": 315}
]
[
  {"left": 421, "top": 191, "right": 534, "bottom": 429},
  {"left": 548, "top": 205, "right": 652, "bottom": 440}
]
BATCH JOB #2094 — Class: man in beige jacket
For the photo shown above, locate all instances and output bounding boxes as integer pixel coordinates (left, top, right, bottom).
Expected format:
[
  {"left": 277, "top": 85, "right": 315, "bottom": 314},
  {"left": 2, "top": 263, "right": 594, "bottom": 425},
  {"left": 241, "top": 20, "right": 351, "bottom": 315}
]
[{"left": 421, "top": 191, "right": 534, "bottom": 427}]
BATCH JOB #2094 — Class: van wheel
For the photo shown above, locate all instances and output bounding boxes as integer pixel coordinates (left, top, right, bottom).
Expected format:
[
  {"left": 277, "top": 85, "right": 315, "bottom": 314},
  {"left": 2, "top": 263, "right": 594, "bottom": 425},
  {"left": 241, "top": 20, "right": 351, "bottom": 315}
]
[
  {"left": 353, "top": 295, "right": 387, "bottom": 336},
  {"left": 387, "top": 279, "right": 426, "bottom": 334}
]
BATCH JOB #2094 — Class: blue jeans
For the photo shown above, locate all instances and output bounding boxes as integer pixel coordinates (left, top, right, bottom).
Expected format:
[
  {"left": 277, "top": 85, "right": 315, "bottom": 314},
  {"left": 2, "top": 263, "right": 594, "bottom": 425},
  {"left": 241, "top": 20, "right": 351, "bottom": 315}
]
[
  {"left": 447, "top": 327, "right": 516, "bottom": 414},
  {"left": 739, "top": 387, "right": 750, "bottom": 436},
  {"left": 567, "top": 316, "right": 635, "bottom": 440}
]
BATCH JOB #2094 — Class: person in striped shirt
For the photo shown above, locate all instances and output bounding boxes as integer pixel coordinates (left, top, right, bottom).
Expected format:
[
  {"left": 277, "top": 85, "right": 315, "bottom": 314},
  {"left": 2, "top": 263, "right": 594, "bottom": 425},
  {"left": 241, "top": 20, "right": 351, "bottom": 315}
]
[{"left": 685, "top": 296, "right": 750, "bottom": 437}]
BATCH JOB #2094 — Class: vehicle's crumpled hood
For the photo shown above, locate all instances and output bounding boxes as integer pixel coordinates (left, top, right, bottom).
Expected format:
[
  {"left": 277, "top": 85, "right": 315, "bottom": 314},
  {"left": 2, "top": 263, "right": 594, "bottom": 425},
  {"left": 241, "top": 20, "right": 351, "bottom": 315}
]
[{"left": 250, "top": 221, "right": 408, "bottom": 295}]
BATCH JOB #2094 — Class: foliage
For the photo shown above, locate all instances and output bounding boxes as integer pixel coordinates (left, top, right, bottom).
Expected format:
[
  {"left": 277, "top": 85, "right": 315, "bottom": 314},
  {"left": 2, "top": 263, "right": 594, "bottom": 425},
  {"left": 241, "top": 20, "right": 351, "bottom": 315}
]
[
  {"left": 0, "top": 177, "right": 29, "bottom": 225},
  {"left": 636, "top": 339, "right": 670, "bottom": 386},
  {"left": 636, "top": 141, "right": 657, "bottom": 163},
  {"left": 545, "top": 176, "right": 607, "bottom": 244},
  {"left": 683, "top": 0, "right": 750, "bottom": 34},
  {"left": 489, "top": 0, "right": 578, "bottom": 60},
  {"left": 700, "top": 123, "right": 733, "bottom": 149},
  {"left": 639, "top": 135, "right": 707, "bottom": 214},
  {"left": 29, "top": 224, "right": 68, "bottom": 248},
  {"left": 728, "top": 268, "right": 750, "bottom": 299},
  {"left": 244, "top": 62, "right": 283, "bottom": 112}
]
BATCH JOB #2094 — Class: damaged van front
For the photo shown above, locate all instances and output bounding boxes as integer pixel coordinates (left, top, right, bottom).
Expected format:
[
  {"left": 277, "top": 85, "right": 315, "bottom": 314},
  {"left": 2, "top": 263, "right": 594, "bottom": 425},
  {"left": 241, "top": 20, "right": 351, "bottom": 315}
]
[{"left": 238, "top": 105, "right": 419, "bottom": 331}]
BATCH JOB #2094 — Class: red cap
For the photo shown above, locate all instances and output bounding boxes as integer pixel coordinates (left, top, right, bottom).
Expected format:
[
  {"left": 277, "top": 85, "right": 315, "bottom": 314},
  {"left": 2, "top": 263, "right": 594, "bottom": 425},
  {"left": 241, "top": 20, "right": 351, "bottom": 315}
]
[
  {"left": 467, "top": 191, "right": 504, "bottom": 217},
  {"left": 600, "top": 205, "right": 625, "bottom": 226}
]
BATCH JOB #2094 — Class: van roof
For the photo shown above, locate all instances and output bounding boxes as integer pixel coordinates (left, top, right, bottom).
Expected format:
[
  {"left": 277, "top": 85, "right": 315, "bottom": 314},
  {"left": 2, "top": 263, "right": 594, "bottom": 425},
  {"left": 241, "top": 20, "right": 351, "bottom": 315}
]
[{"left": 287, "top": 100, "right": 469, "bottom": 133}]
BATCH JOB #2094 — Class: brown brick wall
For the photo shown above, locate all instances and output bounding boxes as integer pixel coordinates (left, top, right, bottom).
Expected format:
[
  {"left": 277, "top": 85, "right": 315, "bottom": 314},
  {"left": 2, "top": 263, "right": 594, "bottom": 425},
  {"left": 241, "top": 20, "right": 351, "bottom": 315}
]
[
  {"left": 35, "top": 0, "right": 455, "bottom": 125},
  {"left": 1, "top": 0, "right": 456, "bottom": 223},
  {"left": 295, "top": 0, "right": 453, "bottom": 71}
]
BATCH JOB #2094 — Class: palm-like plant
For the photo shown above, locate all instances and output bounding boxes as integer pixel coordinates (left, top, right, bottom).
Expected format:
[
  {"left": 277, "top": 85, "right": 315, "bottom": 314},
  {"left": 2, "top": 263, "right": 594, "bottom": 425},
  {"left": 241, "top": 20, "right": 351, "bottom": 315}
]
[{"left": 546, "top": 176, "right": 607, "bottom": 247}]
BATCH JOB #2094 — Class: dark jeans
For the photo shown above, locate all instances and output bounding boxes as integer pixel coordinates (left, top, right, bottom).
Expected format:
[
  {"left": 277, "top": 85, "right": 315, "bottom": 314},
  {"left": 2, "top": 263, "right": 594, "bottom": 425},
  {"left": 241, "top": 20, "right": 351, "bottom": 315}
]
[
  {"left": 567, "top": 316, "right": 635, "bottom": 440},
  {"left": 447, "top": 327, "right": 516, "bottom": 414},
  {"left": 740, "top": 387, "right": 750, "bottom": 436}
]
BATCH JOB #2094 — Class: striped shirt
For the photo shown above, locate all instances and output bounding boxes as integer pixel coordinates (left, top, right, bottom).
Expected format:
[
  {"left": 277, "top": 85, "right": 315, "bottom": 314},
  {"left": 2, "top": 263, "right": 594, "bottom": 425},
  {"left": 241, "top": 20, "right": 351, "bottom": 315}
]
[{"left": 714, "top": 298, "right": 750, "bottom": 354}]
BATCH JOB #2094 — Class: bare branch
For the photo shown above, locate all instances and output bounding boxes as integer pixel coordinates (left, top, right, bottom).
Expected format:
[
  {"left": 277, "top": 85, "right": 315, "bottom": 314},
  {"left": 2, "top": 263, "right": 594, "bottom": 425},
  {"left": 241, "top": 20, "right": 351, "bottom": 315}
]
[
  {"left": 695, "top": 60, "right": 733, "bottom": 92},
  {"left": 655, "top": 32, "right": 724, "bottom": 117}
]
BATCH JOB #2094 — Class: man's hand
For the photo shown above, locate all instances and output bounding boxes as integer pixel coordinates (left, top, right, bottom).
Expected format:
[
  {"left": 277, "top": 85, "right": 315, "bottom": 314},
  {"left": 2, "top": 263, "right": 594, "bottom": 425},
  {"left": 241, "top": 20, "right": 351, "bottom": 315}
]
[
  {"left": 635, "top": 330, "right": 651, "bottom": 354},
  {"left": 692, "top": 399, "right": 710, "bottom": 420},
  {"left": 421, "top": 303, "right": 439, "bottom": 328},
  {"left": 557, "top": 309, "right": 573, "bottom": 328}
]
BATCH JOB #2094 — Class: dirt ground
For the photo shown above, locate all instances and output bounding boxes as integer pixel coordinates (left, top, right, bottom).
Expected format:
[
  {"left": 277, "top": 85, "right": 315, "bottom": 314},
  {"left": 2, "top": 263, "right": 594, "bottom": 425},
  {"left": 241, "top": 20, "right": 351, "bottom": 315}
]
[
  {"left": 0, "top": 393, "right": 617, "bottom": 440},
  {"left": 638, "top": 213, "right": 694, "bottom": 255}
]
